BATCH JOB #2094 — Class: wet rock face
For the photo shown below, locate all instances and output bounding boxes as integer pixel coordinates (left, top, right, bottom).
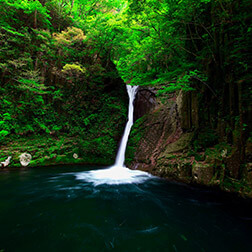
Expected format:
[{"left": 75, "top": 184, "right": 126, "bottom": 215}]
[
  {"left": 129, "top": 89, "right": 212, "bottom": 184},
  {"left": 129, "top": 89, "right": 200, "bottom": 173},
  {"left": 134, "top": 103, "right": 180, "bottom": 170},
  {"left": 128, "top": 92, "right": 183, "bottom": 171},
  {"left": 128, "top": 87, "right": 252, "bottom": 197},
  {"left": 134, "top": 87, "right": 156, "bottom": 121}
]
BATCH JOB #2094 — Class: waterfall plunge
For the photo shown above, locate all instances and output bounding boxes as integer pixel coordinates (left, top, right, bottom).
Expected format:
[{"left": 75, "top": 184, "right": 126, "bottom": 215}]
[
  {"left": 115, "top": 85, "right": 138, "bottom": 167},
  {"left": 74, "top": 85, "right": 153, "bottom": 185}
]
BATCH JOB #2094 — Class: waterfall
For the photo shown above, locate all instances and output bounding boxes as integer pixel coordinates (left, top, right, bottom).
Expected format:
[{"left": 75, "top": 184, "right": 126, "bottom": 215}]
[
  {"left": 115, "top": 85, "right": 138, "bottom": 167},
  {"left": 73, "top": 85, "right": 153, "bottom": 186}
]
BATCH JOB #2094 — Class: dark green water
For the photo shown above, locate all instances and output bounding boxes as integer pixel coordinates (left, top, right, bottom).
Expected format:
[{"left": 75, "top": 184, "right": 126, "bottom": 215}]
[{"left": 0, "top": 165, "right": 251, "bottom": 252}]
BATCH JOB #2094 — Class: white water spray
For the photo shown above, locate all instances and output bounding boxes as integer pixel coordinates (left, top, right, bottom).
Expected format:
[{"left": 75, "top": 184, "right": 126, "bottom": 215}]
[
  {"left": 73, "top": 85, "right": 153, "bottom": 185},
  {"left": 115, "top": 85, "right": 138, "bottom": 167}
]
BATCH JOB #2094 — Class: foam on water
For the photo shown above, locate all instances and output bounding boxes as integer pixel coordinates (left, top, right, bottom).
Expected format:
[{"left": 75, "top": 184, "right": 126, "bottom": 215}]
[{"left": 75, "top": 166, "right": 153, "bottom": 186}]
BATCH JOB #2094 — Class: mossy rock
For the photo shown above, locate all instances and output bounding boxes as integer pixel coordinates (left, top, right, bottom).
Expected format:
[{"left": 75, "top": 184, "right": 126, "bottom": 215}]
[
  {"left": 161, "top": 132, "right": 194, "bottom": 155},
  {"left": 192, "top": 162, "right": 214, "bottom": 185}
]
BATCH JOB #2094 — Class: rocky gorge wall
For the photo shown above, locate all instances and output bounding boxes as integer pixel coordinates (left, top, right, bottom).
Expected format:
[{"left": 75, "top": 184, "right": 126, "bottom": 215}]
[{"left": 126, "top": 87, "right": 252, "bottom": 198}]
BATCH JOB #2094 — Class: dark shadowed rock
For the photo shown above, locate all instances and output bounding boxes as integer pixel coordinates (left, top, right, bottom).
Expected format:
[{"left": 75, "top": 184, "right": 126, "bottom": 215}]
[
  {"left": 226, "top": 150, "right": 241, "bottom": 179},
  {"left": 134, "top": 87, "right": 156, "bottom": 121},
  {"left": 176, "top": 90, "right": 199, "bottom": 131}
]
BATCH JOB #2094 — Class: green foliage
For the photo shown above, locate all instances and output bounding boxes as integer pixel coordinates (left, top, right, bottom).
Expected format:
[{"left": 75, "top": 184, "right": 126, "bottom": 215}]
[
  {"left": 193, "top": 129, "right": 218, "bottom": 151},
  {"left": 0, "top": 0, "right": 251, "bottom": 165},
  {"left": 0, "top": 0, "right": 128, "bottom": 154},
  {"left": 62, "top": 63, "right": 86, "bottom": 74},
  {"left": 17, "top": 78, "right": 48, "bottom": 94},
  {"left": 205, "top": 142, "right": 232, "bottom": 160},
  {"left": 53, "top": 26, "right": 86, "bottom": 45},
  {"left": 0, "top": 130, "right": 9, "bottom": 143},
  {"left": 0, "top": 113, "right": 13, "bottom": 143}
]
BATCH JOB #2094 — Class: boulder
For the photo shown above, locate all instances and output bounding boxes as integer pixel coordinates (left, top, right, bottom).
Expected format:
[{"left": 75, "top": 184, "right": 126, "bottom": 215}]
[
  {"left": 0, "top": 156, "right": 12, "bottom": 168},
  {"left": 192, "top": 162, "right": 214, "bottom": 184}
]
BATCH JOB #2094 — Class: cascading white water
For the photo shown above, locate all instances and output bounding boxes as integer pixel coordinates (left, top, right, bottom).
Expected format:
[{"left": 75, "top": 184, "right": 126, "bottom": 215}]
[
  {"left": 72, "top": 85, "right": 153, "bottom": 185},
  {"left": 115, "top": 85, "right": 138, "bottom": 167}
]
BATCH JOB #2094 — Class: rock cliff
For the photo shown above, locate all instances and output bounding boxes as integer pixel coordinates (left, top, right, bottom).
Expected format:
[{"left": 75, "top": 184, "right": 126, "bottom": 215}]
[{"left": 126, "top": 87, "right": 252, "bottom": 198}]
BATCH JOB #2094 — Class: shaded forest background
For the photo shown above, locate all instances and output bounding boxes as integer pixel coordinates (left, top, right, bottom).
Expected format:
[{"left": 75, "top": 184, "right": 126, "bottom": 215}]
[{"left": 0, "top": 0, "right": 251, "bottom": 166}]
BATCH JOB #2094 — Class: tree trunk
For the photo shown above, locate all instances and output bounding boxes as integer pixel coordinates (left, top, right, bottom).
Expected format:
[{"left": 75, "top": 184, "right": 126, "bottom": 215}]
[{"left": 34, "top": 9, "right": 37, "bottom": 29}]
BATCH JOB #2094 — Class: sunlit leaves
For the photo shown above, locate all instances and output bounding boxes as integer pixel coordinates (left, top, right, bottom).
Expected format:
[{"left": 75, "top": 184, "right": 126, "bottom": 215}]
[
  {"left": 112, "top": 0, "right": 216, "bottom": 90},
  {"left": 53, "top": 26, "right": 86, "bottom": 45},
  {"left": 62, "top": 63, "right": 86, "bottom": 74}
]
